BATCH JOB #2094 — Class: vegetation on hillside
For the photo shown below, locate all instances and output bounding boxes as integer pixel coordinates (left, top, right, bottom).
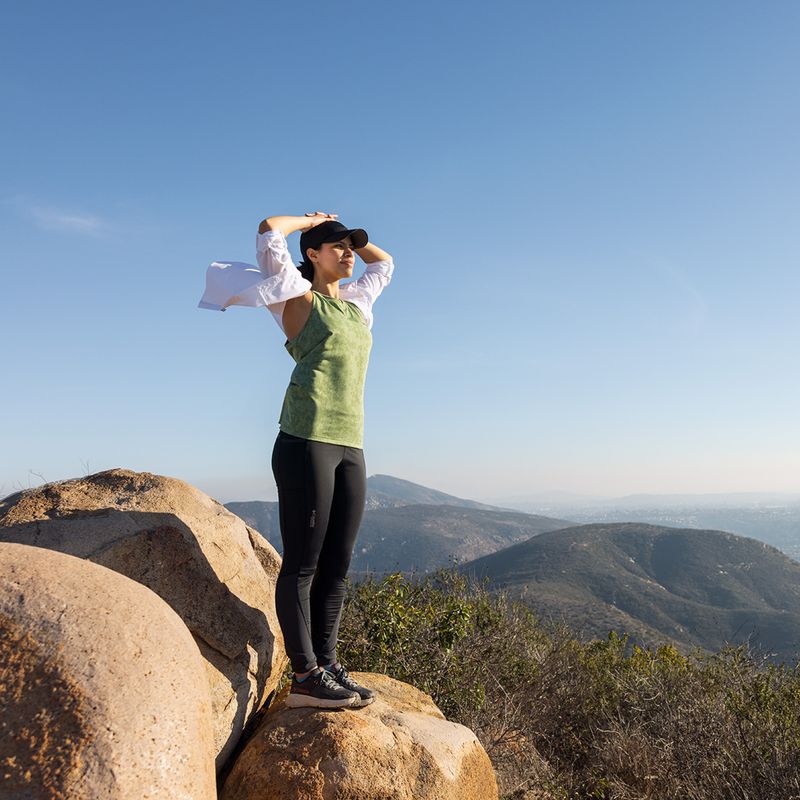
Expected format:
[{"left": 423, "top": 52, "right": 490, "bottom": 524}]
[
  {"left": 334, "top": 566, "right": 800, "bottom": 800},
  {"left": 457, "top": 523, "right": 800, "bottom": 667}
]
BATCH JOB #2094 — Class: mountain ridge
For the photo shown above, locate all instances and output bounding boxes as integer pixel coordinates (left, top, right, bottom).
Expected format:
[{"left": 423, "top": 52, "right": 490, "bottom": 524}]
[{"left": 457, "top": 521, "right": 800, "bottom": 665}]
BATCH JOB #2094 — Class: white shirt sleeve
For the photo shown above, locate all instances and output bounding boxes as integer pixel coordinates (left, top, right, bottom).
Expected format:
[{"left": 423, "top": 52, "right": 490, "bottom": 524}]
[
  {"left": 196, "top": 230, "right": 312, "bottom": 336},
  {"left": 255, "top": 230, "right": 313, "bottom": 333},
  {"left": 197, "top": 229, "right": 393, "bottom": 335},
  {"left": 339, "top": 258, "right": 394, "bottom": 331}
]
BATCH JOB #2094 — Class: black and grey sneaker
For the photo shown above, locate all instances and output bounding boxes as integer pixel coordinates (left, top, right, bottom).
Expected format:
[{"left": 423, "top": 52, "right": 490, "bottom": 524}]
[
  {"left": 285, "top": 668, "right": 360, "bottom": 709},
  {"left": 323, "top": 663, "right": 375, "bottom": 707}
]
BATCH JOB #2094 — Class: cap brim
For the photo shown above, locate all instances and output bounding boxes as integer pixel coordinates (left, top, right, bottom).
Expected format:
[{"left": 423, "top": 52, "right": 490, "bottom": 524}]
[
  {"left": 322, "top": 227, "right": 368, "bottom": 249},
  {"left": 349, "top": 228, "right": 369, "bottom": 249}
]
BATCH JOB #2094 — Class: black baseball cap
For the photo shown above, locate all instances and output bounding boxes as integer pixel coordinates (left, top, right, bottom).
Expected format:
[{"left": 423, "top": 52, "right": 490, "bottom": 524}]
[{"left": 299, "top": 220, "right": 368, "bottom": 262}]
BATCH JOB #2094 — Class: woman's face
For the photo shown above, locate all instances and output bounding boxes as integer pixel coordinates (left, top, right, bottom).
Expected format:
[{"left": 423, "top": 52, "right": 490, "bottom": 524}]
[{"left": 309, "top": 236, "right": 355, "bottom": 281}]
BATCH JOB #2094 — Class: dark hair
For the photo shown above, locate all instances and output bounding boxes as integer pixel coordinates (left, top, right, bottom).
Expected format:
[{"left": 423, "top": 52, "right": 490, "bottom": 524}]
[
  {"left": 297, "top": 238, "right": 320, "bottom": 282},
  {"left": 298, "top": 257, "right": 314, "bottom": 282}
]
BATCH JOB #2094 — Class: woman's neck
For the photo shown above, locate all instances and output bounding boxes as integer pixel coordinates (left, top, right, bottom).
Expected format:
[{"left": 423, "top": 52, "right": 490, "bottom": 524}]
[{"left": 311, "top": 279, "right": 340, "bottom": 299}]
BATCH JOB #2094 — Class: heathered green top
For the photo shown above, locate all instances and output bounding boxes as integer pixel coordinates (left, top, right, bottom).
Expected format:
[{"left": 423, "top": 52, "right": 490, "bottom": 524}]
[{"left": 278, "top": 290, "right": 373, "bottom": 448}]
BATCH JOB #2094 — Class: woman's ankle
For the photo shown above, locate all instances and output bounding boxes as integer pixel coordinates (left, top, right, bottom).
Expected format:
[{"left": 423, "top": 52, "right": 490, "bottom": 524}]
[{"left": 294, "top": 667, "right": 320, "bottom": 680}]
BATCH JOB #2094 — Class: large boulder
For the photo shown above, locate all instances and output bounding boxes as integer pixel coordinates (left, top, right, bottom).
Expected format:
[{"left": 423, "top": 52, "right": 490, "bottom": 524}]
[
  {"left": 220, "top": 671, "right": 499, "bottom": 800},
  {"left": 0, "top": 541, "right": 216, "bottom": 799},
  {"left": 0, "top": 468, "right": 287, "bottom": 773}
]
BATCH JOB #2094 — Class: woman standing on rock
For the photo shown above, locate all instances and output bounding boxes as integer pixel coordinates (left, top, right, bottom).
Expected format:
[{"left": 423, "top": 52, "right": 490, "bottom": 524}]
[{"left": 200, "top": 210, "right": 393, "bottom": 709}]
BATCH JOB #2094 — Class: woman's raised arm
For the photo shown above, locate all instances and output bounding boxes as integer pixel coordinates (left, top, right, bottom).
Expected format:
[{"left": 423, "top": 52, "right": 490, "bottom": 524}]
[{"left": 355, "top": 241, "right": 393, "bottom": 264}]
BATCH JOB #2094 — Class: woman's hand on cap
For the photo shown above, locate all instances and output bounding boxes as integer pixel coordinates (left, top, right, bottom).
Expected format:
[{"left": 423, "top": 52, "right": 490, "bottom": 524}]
[{"left": 302, "top": 211, "right": 338, "bottom": 230}]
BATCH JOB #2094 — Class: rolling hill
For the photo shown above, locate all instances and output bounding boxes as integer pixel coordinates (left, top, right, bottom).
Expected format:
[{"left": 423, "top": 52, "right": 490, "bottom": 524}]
[
  {"left": 348, "top": 503, "right": 572, "bottom": 574},
  {"left": 457, "top": 522, "right": 800, "bottom": 666}
]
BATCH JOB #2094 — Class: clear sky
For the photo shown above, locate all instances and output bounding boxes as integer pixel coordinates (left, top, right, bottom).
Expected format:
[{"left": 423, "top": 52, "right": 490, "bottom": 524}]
[{"left": 2, "top": 1, "right": 799, "bottom": 504}]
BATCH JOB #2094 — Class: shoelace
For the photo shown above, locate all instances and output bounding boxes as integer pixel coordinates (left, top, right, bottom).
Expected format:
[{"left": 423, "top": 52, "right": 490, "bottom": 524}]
[
  {"left": 330, "top": 666, "right": 361, "bottom": 690},
  {"left": 320, "top": 669, "right": 345, "bottom": 689}
]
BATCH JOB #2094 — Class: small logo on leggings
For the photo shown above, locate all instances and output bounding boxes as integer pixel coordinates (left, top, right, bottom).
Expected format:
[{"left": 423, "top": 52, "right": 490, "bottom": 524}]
[{"left": 309, "top": 509, "right": 316, "bottom": 528}]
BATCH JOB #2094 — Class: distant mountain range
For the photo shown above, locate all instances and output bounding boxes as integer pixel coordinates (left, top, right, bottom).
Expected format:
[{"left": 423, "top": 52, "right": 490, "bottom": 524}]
[
  {"left": 484, "top": 490, "right": 800, "bottom": 511},
  {"left": 363, "top": 474, "right": 520, "bottom": 512},
  {"left": 478, "top": 490, "right": 800, "bottom": 562},
  {"left": 225, "top": 474, "right": 573, "bottom": 573},
  {"left": 543, "top": 506, "right": 800, "bottom": 563},
  {"left": 226, "top": 475, "right": 800, "bottom": 667},
  {"left": 457, "top": 522, "right": 800, "bottom": 667}
]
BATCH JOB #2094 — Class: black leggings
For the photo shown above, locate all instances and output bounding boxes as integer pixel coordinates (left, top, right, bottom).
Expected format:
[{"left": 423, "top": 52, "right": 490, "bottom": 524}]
[{"left": 271, "top": 430, "right": 367, "bottom": 674}]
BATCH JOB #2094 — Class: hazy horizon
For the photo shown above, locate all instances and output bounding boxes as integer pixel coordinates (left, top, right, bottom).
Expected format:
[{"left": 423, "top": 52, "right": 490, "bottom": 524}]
[{"left": 4, "top": 468, "right": 800, "bottom": 509}]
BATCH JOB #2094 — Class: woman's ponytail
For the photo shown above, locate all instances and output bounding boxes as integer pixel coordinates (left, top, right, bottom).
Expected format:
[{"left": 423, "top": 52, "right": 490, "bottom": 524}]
[{"left": 297, "top": 259, "right": 314, "bottom": 282}]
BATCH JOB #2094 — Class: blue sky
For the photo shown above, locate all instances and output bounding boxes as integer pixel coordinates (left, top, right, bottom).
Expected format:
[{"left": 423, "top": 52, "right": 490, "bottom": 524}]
[{"left": 2, "top": 1, "right": 799, "bottom": 504}]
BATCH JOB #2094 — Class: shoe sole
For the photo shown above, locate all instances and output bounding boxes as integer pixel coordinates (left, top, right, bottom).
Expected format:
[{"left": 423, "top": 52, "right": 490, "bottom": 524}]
[
  {"left": 353, "top": 695, "right": 375, "bottom": 707},
  {"left": 284, "top": 691, "right": 360, "bottom": 709}
]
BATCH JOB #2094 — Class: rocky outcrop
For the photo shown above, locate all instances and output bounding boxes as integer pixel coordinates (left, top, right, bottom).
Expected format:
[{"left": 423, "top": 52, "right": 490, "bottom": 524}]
[
  {"left": 220, "top": 671, "right": 498, "bottom": 800},
  {"left": 0, "top": 468, "right": 287, "bottom": 773},
  {"left": 0, "top": 541, "right": 216, "bottom": 800},
  {"left": 0, "top": 471, "right": 502, "bottom": 796}
]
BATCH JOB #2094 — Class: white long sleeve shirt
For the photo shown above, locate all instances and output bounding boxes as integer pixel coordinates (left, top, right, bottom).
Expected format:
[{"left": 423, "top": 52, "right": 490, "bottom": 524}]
[{"left": 198, "top": 230, "right": 394, "bottom": 336}]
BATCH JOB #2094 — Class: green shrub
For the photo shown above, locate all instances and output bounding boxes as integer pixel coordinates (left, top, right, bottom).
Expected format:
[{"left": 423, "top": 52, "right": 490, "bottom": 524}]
[{"left": 338, "top": 566, "right": 800, "bottom": 800}]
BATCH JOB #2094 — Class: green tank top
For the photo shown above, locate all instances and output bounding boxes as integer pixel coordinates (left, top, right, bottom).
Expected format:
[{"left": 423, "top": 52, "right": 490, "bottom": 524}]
[{"left": 278, "top": 290, "right": 373, "bottom": 448}]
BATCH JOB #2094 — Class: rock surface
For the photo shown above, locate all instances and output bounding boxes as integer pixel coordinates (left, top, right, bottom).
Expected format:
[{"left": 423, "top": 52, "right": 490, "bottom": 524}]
[
  {"left": 0, "top": 541, "right": 216, "bottom": 800},
  {"left": 0, "top": 468, "right": 287, "bottom": 772},
  {"left": 220, "top": 671, "right": 499, "bottom": 800}
]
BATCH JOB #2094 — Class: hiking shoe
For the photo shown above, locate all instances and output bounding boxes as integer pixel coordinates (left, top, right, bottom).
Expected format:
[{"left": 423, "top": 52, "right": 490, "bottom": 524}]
[
  {"left": 323, "top": 663, "right": 375, "bottom": 707},
  {"left": 284, "top": 668, "right": 360, "bottom": 709}
]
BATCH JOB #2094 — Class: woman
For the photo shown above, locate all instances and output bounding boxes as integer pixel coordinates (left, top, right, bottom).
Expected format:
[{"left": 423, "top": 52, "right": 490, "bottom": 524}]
[{"left": 200, "top": 210, "right": 394, "bottom": 709}]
